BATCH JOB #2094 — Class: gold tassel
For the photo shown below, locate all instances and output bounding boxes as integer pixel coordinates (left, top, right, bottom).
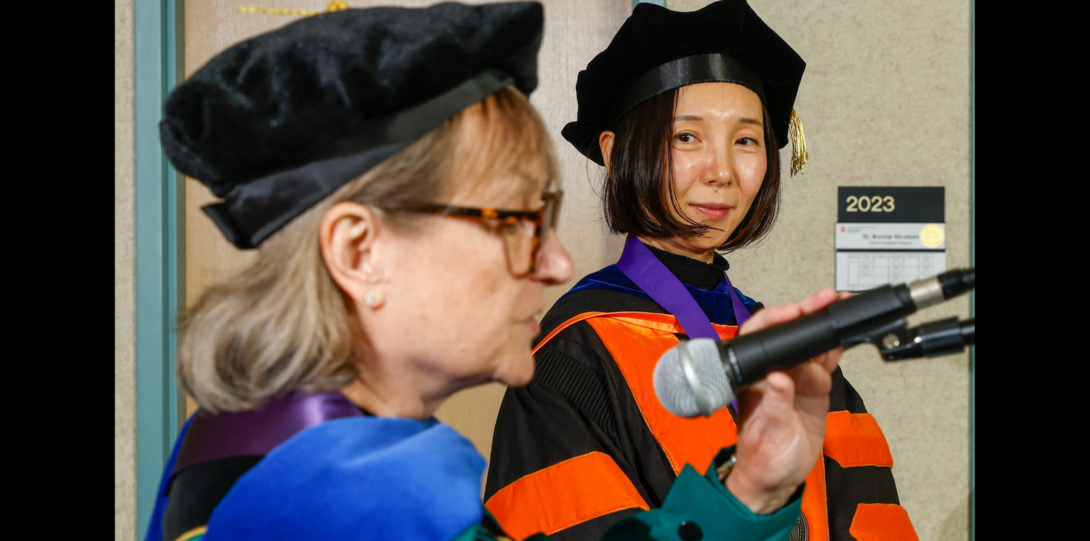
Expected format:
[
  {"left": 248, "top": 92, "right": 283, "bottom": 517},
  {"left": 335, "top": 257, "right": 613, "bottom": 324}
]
[
  {"left": 788, "top": 109, "right": 808, "bottom": 177},
  {"left": 237, "top": 1, "right": 349, "bottom": 16}
]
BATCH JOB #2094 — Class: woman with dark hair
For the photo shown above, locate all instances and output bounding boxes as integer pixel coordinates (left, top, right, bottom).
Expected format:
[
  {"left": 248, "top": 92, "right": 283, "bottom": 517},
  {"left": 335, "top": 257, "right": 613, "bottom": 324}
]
[
  {"left": 145, "top": 3, "right": 852, "bottom": 541},
  {"left": 485, "top": 2, "right": 917, "bottom": 541}
]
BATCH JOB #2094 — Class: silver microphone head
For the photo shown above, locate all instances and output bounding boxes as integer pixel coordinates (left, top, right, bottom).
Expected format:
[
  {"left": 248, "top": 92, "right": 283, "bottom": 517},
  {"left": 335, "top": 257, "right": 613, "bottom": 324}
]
[{"left": 653, "top": 338, "right": 736, "bottom": 418}]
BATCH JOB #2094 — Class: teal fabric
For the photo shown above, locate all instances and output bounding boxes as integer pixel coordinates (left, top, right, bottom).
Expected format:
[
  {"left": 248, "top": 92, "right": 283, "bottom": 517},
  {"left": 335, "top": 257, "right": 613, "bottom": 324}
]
[
  {"left": 465, "top": 446, "right": 802, "bottom": 540},
  {"left": 602, "top": 446, "right": 802, "bottom": 541},
  {"left": 450, "top": 522, "right": 548, "bottom": 541},
  {"left": 450, "top": 524, "right": 483, "bottom": 541}
]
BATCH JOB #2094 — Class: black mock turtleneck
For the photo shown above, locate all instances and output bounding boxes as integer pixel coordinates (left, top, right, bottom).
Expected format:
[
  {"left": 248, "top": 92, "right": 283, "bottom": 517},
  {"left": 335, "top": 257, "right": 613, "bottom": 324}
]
[{"left": 643, "top": 243, "right": 729, "bottom": 291}]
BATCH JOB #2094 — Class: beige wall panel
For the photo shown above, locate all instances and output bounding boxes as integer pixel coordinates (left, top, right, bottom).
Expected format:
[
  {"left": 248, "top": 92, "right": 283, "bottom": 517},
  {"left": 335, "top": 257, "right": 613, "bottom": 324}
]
[
  {"left": 115, "top": 0, "right": 136, "bottom": 538},
  {"left": 183, "top": 0, "right": 276, "bottom": 415},
  {"left": 667, "top": 1, "right": 972, "bottom": 540}
]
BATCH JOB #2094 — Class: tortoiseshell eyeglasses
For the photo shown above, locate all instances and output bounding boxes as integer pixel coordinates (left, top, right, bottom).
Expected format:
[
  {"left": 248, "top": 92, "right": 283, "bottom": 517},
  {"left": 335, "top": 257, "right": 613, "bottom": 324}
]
[{"left": 396, "top": 191, "right": 563, "bottom": 275}]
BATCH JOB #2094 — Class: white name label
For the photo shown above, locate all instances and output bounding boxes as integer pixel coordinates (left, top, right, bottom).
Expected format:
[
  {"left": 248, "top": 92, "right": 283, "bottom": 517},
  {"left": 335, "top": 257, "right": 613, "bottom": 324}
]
[{"left": 834, "top": 222, "right": 946, "bottom": 292}]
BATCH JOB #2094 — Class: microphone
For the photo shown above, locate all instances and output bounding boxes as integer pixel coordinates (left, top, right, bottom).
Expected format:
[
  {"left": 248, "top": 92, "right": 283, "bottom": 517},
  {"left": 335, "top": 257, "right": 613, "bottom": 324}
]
[{"left": 653, "top": 268, "right": 976, "bottom": 417}]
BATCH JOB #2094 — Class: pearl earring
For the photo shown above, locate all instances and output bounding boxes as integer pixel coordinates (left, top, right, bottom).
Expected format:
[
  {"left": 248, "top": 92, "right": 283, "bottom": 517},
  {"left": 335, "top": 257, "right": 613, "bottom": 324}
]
[{"left": 365, "top": 291, "right": 377, "bottom": 306}]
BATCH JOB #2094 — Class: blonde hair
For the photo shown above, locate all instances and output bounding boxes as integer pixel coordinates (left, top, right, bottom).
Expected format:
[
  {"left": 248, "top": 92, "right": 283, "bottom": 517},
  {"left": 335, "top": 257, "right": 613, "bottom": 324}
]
[{"left": 178, "top": 87, "right": 557, "bottom": 412}]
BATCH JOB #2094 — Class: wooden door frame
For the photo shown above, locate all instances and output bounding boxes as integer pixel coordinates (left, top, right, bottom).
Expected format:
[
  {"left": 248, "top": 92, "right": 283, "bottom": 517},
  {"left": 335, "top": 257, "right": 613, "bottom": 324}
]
[{"left": 134, "top": 0, "right": 184, "bottom": 535}]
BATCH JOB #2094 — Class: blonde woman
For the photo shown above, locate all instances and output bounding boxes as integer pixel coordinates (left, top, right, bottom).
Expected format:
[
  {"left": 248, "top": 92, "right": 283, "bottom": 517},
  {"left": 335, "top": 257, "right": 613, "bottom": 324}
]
[{"left": 146, "top": 3, "right": 848, "bottom": 541}]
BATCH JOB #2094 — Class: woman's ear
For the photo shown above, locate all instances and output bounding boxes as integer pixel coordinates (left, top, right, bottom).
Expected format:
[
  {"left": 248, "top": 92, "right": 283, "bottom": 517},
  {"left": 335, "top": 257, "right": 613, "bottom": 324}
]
[
  {"left": 598, "top": 131, "right": 615, "bottom": 174},
  {"left": 319, "top": 202, "right": 384, "bottom": 306}
]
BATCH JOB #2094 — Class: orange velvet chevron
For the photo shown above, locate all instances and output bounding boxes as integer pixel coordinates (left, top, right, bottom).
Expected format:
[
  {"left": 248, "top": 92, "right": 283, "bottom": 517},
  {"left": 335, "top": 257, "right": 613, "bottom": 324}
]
[{"left": 491, "top": 312, "right": 916, "bottom": 540}]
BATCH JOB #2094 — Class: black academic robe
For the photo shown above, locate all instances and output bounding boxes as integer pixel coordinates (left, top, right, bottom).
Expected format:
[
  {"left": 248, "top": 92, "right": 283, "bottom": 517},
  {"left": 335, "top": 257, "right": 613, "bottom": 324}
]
[{"left": 485, "top": 248, "right": 911, "bottom": 541}]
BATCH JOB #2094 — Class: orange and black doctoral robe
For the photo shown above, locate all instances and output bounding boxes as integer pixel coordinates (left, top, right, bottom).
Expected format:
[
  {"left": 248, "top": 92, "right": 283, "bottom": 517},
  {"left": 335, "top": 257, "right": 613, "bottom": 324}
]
[{"left": 485, "top": 249, "right": 917, "bottom": 541}]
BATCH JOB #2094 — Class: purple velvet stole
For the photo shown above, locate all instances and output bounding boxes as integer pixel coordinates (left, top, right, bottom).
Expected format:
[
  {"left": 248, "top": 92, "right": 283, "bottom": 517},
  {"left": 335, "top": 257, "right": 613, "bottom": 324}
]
[
  {"left": 616, "top": 235, "right": 752, "bottom": 338},
  {"left": 145, "top": 391, "right": 364, "bottom": 541},
  {"left": 616, "top": 235, "right": 752, "bottom": 412},
  {"left": 172, "top": 391, "right": 364, "bottom": 476}
]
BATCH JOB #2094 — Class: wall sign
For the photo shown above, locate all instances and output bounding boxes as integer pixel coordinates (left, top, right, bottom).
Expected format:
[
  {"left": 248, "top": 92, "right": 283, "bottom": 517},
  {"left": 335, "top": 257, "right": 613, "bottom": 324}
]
[{"left": 835, "top": 187, "right": 945, "bottom": 292}]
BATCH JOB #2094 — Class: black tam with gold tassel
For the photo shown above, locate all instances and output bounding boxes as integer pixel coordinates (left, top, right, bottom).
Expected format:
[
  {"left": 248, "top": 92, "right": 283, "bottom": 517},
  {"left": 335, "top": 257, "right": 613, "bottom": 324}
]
[{"left": 562, "top": 0, "right": 808, "bottom": 175}]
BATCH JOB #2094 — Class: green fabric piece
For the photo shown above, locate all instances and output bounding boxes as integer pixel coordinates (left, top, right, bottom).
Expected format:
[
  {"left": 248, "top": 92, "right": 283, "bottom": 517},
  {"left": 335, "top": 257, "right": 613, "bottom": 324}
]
[
  {"left": 475, "top": 447, "right": 802, "bottom": 541},
  {"left": 601, "top": 446, "right": 802, "bottom": 541},
  {"left": 449, "top": 521, "right": 550, "bottom": 541},
  {"left": 450, "top": 523, "right": 485, "bottom": 541},
  {"left": 451, "top": 508, "right": 551, "bottom": 541}
]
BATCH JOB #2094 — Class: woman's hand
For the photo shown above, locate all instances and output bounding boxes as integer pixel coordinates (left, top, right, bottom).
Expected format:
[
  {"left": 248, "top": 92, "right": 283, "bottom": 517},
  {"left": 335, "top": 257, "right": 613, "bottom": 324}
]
[{"left": 724, "top": 287, "right": 851, "bottom": 514}]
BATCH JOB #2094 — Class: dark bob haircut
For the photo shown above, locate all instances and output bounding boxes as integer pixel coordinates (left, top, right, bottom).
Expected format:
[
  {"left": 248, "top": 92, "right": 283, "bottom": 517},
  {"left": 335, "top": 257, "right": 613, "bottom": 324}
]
[{"left": 601, "top": 87, "right": 781, "bottom": 252}]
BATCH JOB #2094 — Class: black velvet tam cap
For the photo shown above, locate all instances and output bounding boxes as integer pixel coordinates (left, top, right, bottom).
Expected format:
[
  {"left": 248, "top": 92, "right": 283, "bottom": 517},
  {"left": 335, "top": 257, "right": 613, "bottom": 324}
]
[
  {"left": 562, "top": 0, "right": 805, "bottom": 165},
  {"left": 160, "top": 2, "right": 543, "bottom": 249}
]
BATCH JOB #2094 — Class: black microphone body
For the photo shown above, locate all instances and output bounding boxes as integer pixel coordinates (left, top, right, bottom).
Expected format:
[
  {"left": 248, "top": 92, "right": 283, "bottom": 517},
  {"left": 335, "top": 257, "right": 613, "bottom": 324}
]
[
  {"left": 724, "top": 282, "right": 915, "bottom": 387},
  {"left": 653, "top": 268, "right": 975, "bottom": 417}
]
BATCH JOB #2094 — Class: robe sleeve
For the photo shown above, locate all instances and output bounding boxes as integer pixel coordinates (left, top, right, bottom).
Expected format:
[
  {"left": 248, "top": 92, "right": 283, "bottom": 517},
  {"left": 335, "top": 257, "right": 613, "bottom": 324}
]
[
  {"left": 487, "top": 320, "right": 787, "bottom": 541},
  {"left": 602, "top": 448, "right": 803, "bottom": 541},
  {"left": 482, "top": 446, "right": 803, "bottom": 541},
  {"left": 823, "top": 368, "right": 917, "bottom": 540},
  {"left": 485, "top": 322, "right": 669, "bottom": 541}
]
